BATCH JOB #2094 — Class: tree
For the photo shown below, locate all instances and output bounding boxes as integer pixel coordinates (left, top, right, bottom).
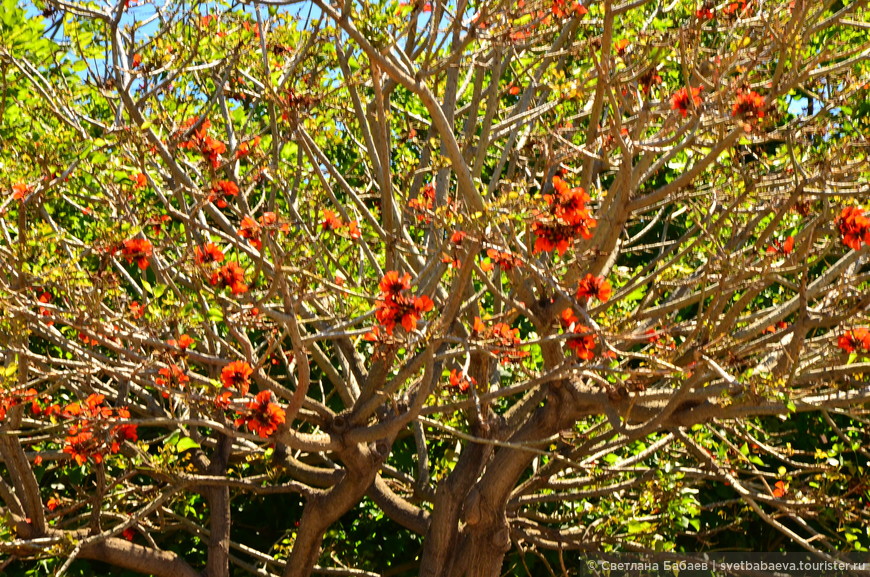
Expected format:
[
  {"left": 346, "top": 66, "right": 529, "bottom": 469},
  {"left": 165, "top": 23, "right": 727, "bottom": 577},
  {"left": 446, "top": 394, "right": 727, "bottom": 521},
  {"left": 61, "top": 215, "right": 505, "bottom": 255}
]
[{"left": 2, "top": 0, "right": 870, "bottom": 574}]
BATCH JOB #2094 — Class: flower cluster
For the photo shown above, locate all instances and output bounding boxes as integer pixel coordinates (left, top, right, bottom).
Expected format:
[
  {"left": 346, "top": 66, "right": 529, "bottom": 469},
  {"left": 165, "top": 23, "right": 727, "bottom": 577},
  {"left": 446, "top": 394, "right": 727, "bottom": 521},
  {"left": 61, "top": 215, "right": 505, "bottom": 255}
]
[
  {"left": 372, "top": 271, "right": 434, "bottom": 334},
  {"left": 408, "top": 184, "right": 435, "bottom": 222},
  {"left": 155, "top": 364, "right": 189, "bottom": 397},
  {"left": 11, "top": 181, "right": 32, "bottom": 201},
  {"left": 195, "top": 242, "right": 225, "bottom": 264},
  {"left": 472, "top": 317, "right": 530, "bottom": 364},
  {"left": 483, "top": 248, "right": 522, "bottom": 271},
  {"left": 670, "top": 86, "right": 703, "bottom": 117},
  {"left": 531, "top": 175, "right": 597, "bottom": 255},
  {"left": 61, "top": 394, "right": 138, "bottom": 466},
  {"left": 121, "top": 237, "right": 153, "bottom": 270},
  {"left": 732, "top": 90, "right": 765, "bottom": 123},
  {"left": 551, "top": 0, "right": 587, "bottom": 17},
  {"left": 235, "top": 390, "right": 286, "bottom": 438},
  {"left": 0, "top": 387, "right": 38, "bottom": 421},
  {"left": 210, "top": 180, "right": 239, "bottom": 208},
  {"left": 447, "top": 369, "right": 476, "bottom": 393},
  {"left": 766, "top": 236, "right": 794, "bottom": 256},
  {"left": 837, "top": 328, "right": 870, "bottom": 354},
  {"left": 221, "top": 360, "right": 254, "bottom": 396},
  {"left": 177, "top": 117, "right": 226, "bottom": 169},
  {"left": 559, "top": 309, "right": 596, "bottom": 359},
  {"left": 238, "top": 212, "right": 289, "bottom": 250},
  {"left": 441, "top": 230, "right": 467, "bottom": 269},
  {"left": 837, "top": 207, "right": 870, "bottom": 250},
  {"left": 210, "top": 261, "right": 248, "bottom": 295},
  {"left": 321, "top": 209, "right": 361, "bottom": 238},
  {"left": 576, "top": 273, "right": 612, "bottom": 303}
]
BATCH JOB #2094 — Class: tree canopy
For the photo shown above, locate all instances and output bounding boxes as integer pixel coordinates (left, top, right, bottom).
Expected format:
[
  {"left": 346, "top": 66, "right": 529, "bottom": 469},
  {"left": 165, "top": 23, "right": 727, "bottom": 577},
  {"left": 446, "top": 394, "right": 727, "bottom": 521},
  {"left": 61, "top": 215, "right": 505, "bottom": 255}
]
[{"left": 2, "top": 0, "right": 870, "bottom": 575}]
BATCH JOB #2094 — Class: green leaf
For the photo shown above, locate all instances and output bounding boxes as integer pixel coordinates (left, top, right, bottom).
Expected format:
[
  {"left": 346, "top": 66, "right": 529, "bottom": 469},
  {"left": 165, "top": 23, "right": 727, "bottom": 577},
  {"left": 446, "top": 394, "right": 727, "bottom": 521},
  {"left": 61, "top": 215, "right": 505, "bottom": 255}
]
[{"left": 176, "top": 437, "right": 200, "bottom": 452}]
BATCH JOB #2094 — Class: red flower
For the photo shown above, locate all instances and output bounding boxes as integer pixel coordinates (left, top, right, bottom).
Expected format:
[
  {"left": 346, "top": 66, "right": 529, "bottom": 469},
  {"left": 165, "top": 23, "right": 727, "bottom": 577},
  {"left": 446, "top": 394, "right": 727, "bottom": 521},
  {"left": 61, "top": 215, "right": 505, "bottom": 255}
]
[
  {"left": 614, "top": 38, "right": 630, "bottom": 56},
  {"left": 670, "top": 86, "right": 703, "bottom": 117},
  {"left": 212, "top": 180, "right": 239, "bottom": 198},
  {"left": 155, "top": 364, "right": 189, "bottom": 390},
  {"left": 772, "top": 480, "right": 787, "bottom": 498},
  {"left": 129, "top": 301, "right": 145, "bottom": 319},
  {"left": 214, "top": 390, "right": 233, "bottom": 409},
  {"left": 221, "top": 361, "right": 253, "bottom": 396},
  {"left": 235, "top": 136, "right": 261, "bottom": 159},
  {"left": 373, "top": 271, "right": 433, "bottom": 334},
  {"left": 567, "top": 333, "right": 596, "bottom": 360},
  {"left": 46, "top": 497, "right": 61, "bottom": 511},
  {"left": 195, "top": 242, "right": 225, "bottom": 264},
  {"left": 347, "top": 220, "right": 361, "bottom": 239},
  {"left": 532, "top": 175, "right": 597, "bottom": 255},
  {"left": 122, "top": 528, "right": 136, "bottom": 541},
  {"left": 723, "top": 0, "right": 747, "bottom": 15},
  {"left": 488, "top": 249, "right": 522, "bottom": 270},
  {"left": 447, "top": 369, "right": 475, "bottom": 393},
  {"left": 210, "top": 262, "right": 248, "bottom": 295},
  {"left": 238, "top": 216, "right": 262, "bottom": 250},
  {"left": 408, "top": 185, "right": 435, "bottom": 222},
  {"left": 168, "top": 334, "right": 195, "bottom": 350},
  {"left": 64, "top": 426, "right": 98, "bottom": 466},
  {"left": 12, "top": 181, "right": 32, "bottom": 201},
  {"left": 321, "top": 209, "right": 343, "bottom": 232},
  {"left": 696, "top": 6, "right": 714, "bottom": 19},
  {"left": 837, "top": 206, "right": 870, "bottom": 250},
  {"left": 732, "top": 90, "right": 765, "bottom": 122},
  {"left": 450, "top": 230, "right": 467, "bottom": 244},
  {"left": 379, "top": 270, "right": 412, "bottom": 298},
  {"left": 560, "top": 308, "right": 596, "bottom": 359},
  {"left": 576, "top": 274, "right": 612, "bottom": 303},
  {"left": 837, "top": 328, "right": 870, "bottom": 353},
  {"left": 132, "top": 172, "right": 147, "bottom": 189},
  {"left": 766, "top": 236, "right": 794, "bottom": 255},
  {"left": 488, "top": 322, "right": 529, "bottom": 364},
  {"left": 235, "top": 391, "right": 286, "bottom": 438},
  {"left": 121, "top": 237, "right": 153, "bottom": 270}
]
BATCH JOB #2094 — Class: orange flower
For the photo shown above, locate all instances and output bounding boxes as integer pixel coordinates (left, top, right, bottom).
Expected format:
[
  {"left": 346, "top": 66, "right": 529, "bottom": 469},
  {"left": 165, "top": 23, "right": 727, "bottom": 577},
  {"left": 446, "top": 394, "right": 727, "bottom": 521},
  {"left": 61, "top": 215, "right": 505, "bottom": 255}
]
[
  {"left": 132, "top": 172, "right": 147, "bottom": 189},
  {"left": 379, "top": 271, "right": 412, "bottom": 298},
  {"left": 46, "top": 497, "right": 61, "bottom": 511},
  {"left": 221, "top": 361, "right": 253, "bottom": 396},
  {"left": 238, "top": 216, "right": 262, "bottom": 250},
  {"left": 235, "top": 391, "right": 286, "bottom": 438},
  {"left": 347, "top": 220, "right": 361, "bottom": 239},
  {"left": 447, "top": 369, "right": 475, "bottom": 393},
  {"left": 210, "top": 262, "right": 248, "bottom": 295},
  {"left": 195, "top": 242, "right": 225, "bottom": 264},
  {"left": 670, "top": 86, "right": 703, "bottom": 117},
  {"left": 766, "top": 236, "right": 794, "bottom": 255},
  {"left": 155, "top": 364, "right": 189, "bottom": 390},
  {"left": 64, "top": 426, "right": 97, "bottom": 466},
  {"left": 12, "top": 181, "right": 32, "bottom": 201},
  {"left": 212, "top": 180, "right": 239, "bottom": 198},
  {"left": 772, "top": 480, "right": 787, "bottom": 498},
  {"left": 837, "top": 206, "right": 870, "bottom": 250},
  {"left": 321, "top": 209, "right": 343, "bottom": 232},
  {"left": 532, "top": 175, "right": 596, "bottom": 255},
  {"left": 732, "top": 90, "right": 765, "bottom": 124},
  {"left": 837, "top": 328, "right": 870, "bottom": 353},
  {"left": 169, "top": 334, "right": 195, "bottom": 350},
  {"left": 235, "top": 136, "right": 261, "bottom": 158},
  {"left": 121, "top": 237, "right": 153, "bottom": 270},
  {"left": 576, "top": 274, "right": 612, "bottom": 303},
  {"left": 486, "top": 248, "right": 522, "bottom": 270}
]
